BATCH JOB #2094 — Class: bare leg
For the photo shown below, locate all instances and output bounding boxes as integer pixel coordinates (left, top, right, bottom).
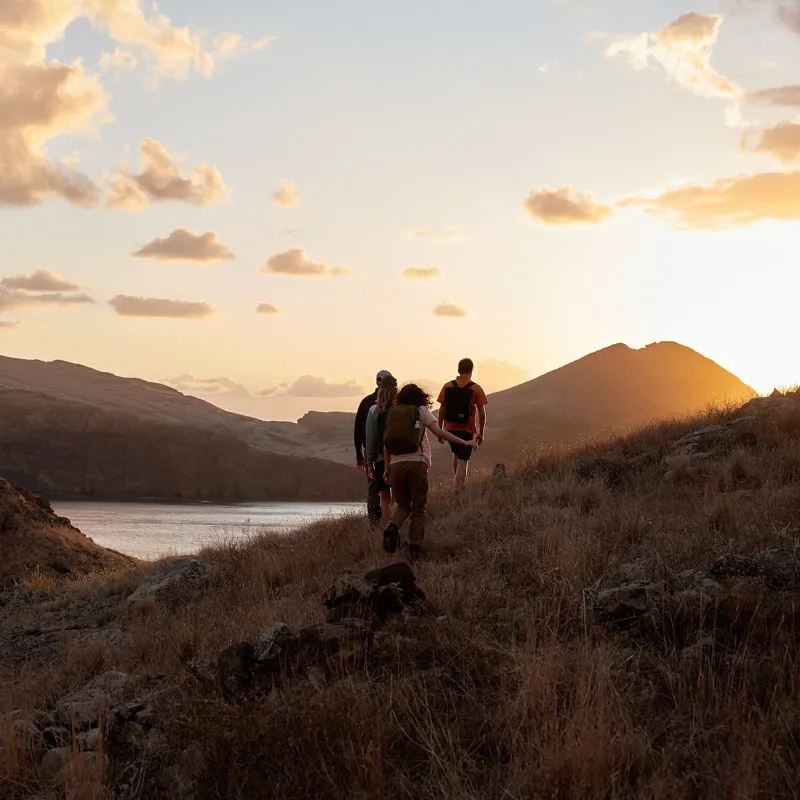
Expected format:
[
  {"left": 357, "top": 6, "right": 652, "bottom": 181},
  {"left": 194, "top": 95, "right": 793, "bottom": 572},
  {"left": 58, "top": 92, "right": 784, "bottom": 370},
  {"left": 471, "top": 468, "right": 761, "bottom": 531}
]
[
  {"left": 455, "top": 459, "right": 469, "bottom": 488},
  {"left": 380, "top": 490, "right": 392, "bottom": 526},
  {"left": 451, "top": 452, "right": 458, "bottom": 479}
]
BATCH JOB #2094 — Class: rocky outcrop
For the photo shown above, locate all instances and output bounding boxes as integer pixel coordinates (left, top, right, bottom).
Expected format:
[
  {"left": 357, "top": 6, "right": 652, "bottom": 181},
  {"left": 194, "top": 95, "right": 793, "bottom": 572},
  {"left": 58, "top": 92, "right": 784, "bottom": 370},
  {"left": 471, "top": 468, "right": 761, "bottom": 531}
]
[
  {"left": 215, "top": 563, "right": 425, "bottom": 696},
  {"left": 0, "top": 478, "right": 134, "bottom": 584},
  {"left": 127, "top": 558, "right": 210, "bottom": 607}
]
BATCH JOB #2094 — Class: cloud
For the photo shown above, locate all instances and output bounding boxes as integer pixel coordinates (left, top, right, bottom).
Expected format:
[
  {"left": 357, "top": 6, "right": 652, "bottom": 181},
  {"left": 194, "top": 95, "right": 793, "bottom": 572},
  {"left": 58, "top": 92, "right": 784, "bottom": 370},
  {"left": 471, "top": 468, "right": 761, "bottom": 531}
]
[
  {"left": 743, "top": 121, "right": 800, "bottom": 163},
  {"left": 271, "top": 376, "right": 365, "bottom": 398},
  {"left": 475, "top": 359, "right": 531, "bottom": 393},
  {"left": 0, "top": 5, "right": 107, "bottom": 208},
  {"left": 0, "top": 287, "right": 95, "bottom": 312},
  {"left": 433, "top": 299, "right": 468, "bottom": 318},
  {"left": 402, "top": 266, "right": 441, "bottom": 281},
  {"left": 272, "top": 179, "right": 301, "bottom": 209},
  {"left": 109, "top": 295, "right": 218, "bottom": 319},
  {"left": 409, "top": 227, "right": 464, "bottom": 242},
  {"left": 0, "top": 320, "right": 20, "bottom": 330},
  {"left": 133, "top": 229, "right": 234, "bottom": 263},
  {"left": 256, "top": 303, "right": 281, "bottom": 315},
  {"left": 1, "top": 268, "right": 80, "bottom": 292},
  {"left": 262, "top": 249, "right": 354, "bottom": 277},
  {"left": 619, "top": 171, "right": 800, "bottom": 229},
  {"left": 164, "top": 373, "right": 249, "bottom": 397},
  {"left": 107, "top": 138, "right": 226, "bottom": 210},
  {"left": 84, "top": 0, "right": 271, "bottom": 82},
  {"left": 524, "top": 186, "right": 613, "bottom": 225},
  {"left": 748, "top": 85, "right": 800, "bottom": 108},
  {"left": 99, "top": 47, "right": 138, "bottom": 74},
  {"left": 605, "top": 13, "right": 740, "bottom": 108}
]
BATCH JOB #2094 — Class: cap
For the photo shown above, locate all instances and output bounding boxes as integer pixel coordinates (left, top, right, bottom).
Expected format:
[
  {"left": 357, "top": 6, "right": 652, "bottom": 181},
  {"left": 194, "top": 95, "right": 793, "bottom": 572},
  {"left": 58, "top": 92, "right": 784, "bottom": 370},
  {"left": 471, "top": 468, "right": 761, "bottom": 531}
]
[{"left": 376, "top": 370, "right": 395, "bottom": 384}]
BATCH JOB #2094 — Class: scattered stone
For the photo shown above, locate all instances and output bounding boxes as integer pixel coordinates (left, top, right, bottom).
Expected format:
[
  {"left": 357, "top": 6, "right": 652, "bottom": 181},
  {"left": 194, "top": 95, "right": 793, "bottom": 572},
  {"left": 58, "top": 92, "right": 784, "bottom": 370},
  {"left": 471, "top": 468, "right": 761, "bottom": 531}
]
[
  {"left": 43, "top": 726, "right": 71, "bottom": 749},
  {"left": 493, "top": 463, "right": 508, "bottom": 481},
  {"left": 364, "top": 562, "right": 423, "bottom": 604},
  {"left": 40, "top": 747, "right": 73, "bottom": 780},
  {"left": 127, "top": 559, "right": 209, "bottom": 606},
  {"left": 711, "top": 549, "right": 800, "bottom": 589},
  {"left": 218, "top": 642, "right": 253, "bottom": 696},
  {"left": 55, "top": 671, "right": 130, "bottom": 732},
  {"left": 133, "top": 705, "right": 156, "bottom": 727},
  {"left": 160, "top": 743, "right": 206, "bottom": 800},
  {"left": 592, "top": 581, "right": 665, "bottom": 619},
  {"left": 13, "top": 719, "right": 42, "bottom": 746},
  {"left": 76, "top": 728, "right": 101, "bottom": 752},
  {"left": 673, "top": 425, "right": 735, "bottom": 457},
  {"left": 677, "top": 569, "right": 723, "bottom": 593},
  {"left": 297, "top": 620, "right": 372, "bottom": 671},
  {"left": 252, "top": 623, "right": 298, "bottom": 671},
  {"left": 323, "top": 573, "right": 378, "bottom": 622}
]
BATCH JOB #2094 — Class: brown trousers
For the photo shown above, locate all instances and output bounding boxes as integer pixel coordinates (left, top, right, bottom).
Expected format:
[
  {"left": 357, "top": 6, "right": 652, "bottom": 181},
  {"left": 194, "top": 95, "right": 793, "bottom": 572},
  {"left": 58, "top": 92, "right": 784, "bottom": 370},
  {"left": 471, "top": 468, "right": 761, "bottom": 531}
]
[{"left": 389, "top": 461, "right": 429, "bottom": 544}]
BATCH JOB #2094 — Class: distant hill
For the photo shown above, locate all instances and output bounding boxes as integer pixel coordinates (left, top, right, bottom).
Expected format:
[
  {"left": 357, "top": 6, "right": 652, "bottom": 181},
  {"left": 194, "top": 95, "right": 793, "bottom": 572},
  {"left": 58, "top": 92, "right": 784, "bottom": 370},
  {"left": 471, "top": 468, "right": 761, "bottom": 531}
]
[
  {"left": 475, "top": 341, "right": 755, "bottom": 469},
  {"left": 0, "top": 356, "right": 362, "bottom": 502}
]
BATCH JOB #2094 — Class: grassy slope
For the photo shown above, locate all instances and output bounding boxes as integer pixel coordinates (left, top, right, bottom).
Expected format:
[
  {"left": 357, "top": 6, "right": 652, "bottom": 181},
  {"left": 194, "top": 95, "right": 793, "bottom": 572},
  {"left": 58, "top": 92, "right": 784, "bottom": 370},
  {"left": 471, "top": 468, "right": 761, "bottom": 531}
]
[{"left": 3, "top": 398, "right": 800, "bottom": 799}]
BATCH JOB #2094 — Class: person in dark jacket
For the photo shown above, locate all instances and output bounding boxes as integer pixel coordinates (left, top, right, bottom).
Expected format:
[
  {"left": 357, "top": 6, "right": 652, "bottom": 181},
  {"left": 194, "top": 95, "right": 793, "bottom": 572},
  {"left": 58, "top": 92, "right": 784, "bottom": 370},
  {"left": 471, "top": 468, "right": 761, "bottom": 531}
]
[{"left": 355, "top": 370, "right": 395, "bottom": 522}]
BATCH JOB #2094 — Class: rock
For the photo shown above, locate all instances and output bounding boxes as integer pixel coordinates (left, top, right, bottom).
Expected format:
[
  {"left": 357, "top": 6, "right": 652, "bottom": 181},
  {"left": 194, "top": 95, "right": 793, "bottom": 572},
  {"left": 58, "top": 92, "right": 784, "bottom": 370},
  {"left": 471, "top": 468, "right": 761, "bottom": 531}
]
[
  {"left": 493, "top": 463, "right": 508, "bottom": 481},
  {"left": 252, "top": 623, "right": 298, "bottom": 671},
  {"left": 43, "top": 726, "right": 71, "bottom": 749},
  {"left": 116, "top": 721, "right": 146, "bottom": 750},
  {"left": 297, "top": 620, "right": 372, "bottom": 671},
  {"left": 133, "top": 705, "right": 156, "bottom": 727},
  {"left": 127, "top": 558, "right": 209, "bottom": 606},
  {"left": 40, "top": 747, "right": 73, "bottom": 780},
  {"left": 740, "top": 396, "right": 799, "bottom": 416},
  {"left": 323, "top": 573, "right": 378, "bottom": 621},
  {"left": 711, "top": 549, "right": 800, "bottom": 589},
  {"left": 673, "top": 425, "right": 734, "bottom": 457},
  {"left": 13, "top": 719, "right": 42, "bottom": 746},
  {"left": 218, "top": 642, "right": 253, "bottom": 695},
  {"left": 592, "top": 581, "right": 665, "bottom": 619},
  {"left": 31, "top": 710, "right": 54, "bottom": 729},
  {"left": 55, "top": 671, "right": 130, "bottom": 732},
  {"left": 618, "top": 558, "right": 648, "bottom": 581},
  {"left": 677, "top": 569, "right": 723, "bottom": 593},
  {"left": 50, "top": 556, "right": 71, "bottom": 574},
  {"left": 160, "top": 743, "right": 206, "bottom": 799},
  {"left": 375, "top": 584, "right": 405, "bottom": 618},
  {"left": 142, "top": 728, "right": 168, "bottom": 754},
  {"left": 76, "top": 728, "right": 101, "bottom": 752},
  {"left": 364, "top": 562, "right": 423, "bottom": 604},
  {"left": 185, "top": 657, "right": 217, "bottom": 687}
]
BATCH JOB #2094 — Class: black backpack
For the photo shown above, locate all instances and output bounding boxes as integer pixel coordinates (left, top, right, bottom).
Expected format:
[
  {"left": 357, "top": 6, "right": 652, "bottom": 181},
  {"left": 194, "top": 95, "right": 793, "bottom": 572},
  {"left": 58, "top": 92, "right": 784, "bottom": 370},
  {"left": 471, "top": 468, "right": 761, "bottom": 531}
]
[{"left": 443, "top": 381, "right": 475, "bottom": 425}]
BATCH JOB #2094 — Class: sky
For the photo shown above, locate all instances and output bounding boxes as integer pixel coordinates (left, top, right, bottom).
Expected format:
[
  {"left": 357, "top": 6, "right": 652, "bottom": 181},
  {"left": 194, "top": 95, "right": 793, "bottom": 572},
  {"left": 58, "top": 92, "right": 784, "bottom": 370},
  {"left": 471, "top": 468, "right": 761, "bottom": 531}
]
[{"left": 1, "top": 0, "right": 799, "bottom": 421}]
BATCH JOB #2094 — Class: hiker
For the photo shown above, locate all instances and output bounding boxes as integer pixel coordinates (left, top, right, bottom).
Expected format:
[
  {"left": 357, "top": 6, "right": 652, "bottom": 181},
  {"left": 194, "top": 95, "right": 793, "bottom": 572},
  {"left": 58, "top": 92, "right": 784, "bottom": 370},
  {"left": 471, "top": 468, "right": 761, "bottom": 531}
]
[
  {"left": 382, "top": 383, "right": 478, "bottom": 561},
  {"left": 437, "top": 358, "right": 488, "bottom": 488},
  {"left": 365, "top": 375, "right": 398, "bottom": 525},
  {"left": 354, "top": 370, "right": 396, "bottom": 522}
]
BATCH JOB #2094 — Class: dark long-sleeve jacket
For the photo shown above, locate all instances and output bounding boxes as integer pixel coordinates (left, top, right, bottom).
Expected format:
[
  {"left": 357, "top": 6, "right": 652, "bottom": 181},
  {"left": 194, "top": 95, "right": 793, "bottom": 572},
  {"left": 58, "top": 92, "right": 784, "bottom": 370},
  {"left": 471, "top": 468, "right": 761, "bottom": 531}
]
[{"left": 354, "top": 390, "right": 378, "bottom": 463}]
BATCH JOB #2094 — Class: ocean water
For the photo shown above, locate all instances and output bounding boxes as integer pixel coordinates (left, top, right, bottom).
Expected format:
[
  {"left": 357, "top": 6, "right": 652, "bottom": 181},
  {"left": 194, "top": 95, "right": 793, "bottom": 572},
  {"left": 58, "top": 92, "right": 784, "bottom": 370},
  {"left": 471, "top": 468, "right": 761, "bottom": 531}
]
[{"left": 52, "top": 501, "right": 364, "bottom": 560}]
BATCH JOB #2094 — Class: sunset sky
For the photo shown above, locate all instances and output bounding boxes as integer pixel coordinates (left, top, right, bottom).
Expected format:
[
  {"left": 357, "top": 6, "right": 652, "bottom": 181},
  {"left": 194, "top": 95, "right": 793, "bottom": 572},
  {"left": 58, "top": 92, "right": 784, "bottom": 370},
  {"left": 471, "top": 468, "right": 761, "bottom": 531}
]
[{"left": 1, "top": 0, "right": 799, "bottom": 421}]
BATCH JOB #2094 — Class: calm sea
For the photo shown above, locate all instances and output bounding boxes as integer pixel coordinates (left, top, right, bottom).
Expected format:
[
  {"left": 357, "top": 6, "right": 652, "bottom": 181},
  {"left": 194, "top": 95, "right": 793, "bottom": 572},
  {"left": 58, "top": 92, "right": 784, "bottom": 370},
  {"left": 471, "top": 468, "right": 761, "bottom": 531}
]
[{"left": 52, "top": 501, "right": 364, "bottom": 560}]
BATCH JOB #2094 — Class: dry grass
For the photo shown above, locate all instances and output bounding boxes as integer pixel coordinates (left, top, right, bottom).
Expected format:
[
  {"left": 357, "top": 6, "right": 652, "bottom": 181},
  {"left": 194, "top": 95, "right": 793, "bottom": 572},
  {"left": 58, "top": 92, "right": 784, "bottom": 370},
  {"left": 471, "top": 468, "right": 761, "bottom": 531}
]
[{"left": 3, "top": 399, "right": 800, "bottom": 798}]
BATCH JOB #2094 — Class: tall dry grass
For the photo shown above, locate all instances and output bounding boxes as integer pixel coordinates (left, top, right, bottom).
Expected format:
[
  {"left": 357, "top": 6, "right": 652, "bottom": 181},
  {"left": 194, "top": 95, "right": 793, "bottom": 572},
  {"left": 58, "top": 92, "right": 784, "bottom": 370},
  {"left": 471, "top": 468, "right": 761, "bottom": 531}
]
[{"left": 2, "top": 400, "right": 800, "bottom": 798}]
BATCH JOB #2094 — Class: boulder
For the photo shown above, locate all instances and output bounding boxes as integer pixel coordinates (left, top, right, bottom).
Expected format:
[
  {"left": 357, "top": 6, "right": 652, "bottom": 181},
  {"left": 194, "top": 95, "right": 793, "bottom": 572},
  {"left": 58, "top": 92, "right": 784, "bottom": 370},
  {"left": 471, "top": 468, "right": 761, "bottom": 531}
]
[
  {"left": 740, "top": 396, "right": 799, "bottom": 416},
  {"left": 297, "top": 620, "right": 373, "bottom": 671},
  {"left": 76, "top": 728, "right": 101, "bottom": 752},
  {"left": 672, "top": 425, "right": 735, "bottom": 457},
  {"left": 13, "top": 719, "right": 42, "bottom": 747},
  {"left": 364, "top": 562, "right": 423, "bottom": 604},
  {"left": 127, "top": 559, "right": 209, "bottom": 606},
  {"left": 252, "top": 622, "right": 298, "bottom": 671},
  {"left": 43, "top": 726, "right": 71, "bottom": 749},
  {"left": 218, "top": 642, "right": 253, "bottom": 696},
  {"left": 55, "top": 671, "right": 130, "bottom": 732},
  {"left": 592, "top": 581, "right": 665, "bottom": 619},
  {"left": 323, "top": 573, "right": 378, "bottom": 622},
  {"left": 325, "top": 563, "right": 424, "bottom": 622},
  {"left": 160, "top": 743, "right": 206, "bottom": 800},
  {"left": 711, "top": 549, "right": 800, "bottom": 589},
  {"left": 40, "top": 747, "right": 73, "bottom": 781}
]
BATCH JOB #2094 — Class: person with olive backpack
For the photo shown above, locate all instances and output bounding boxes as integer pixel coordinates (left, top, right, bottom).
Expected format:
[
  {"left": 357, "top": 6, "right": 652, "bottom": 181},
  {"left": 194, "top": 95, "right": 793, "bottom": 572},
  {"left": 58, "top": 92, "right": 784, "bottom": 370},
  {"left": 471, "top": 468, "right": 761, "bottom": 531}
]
[{"left": 381, "top": 383, "right": 478, "bottom": 561}]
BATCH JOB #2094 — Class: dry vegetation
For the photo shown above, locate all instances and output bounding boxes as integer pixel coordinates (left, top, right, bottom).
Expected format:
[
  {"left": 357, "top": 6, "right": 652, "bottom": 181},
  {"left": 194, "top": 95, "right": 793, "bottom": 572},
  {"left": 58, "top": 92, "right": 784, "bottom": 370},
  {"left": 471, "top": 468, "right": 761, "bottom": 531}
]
[{"left": 3, "top": 397, "right": 800, "bottom": 799}]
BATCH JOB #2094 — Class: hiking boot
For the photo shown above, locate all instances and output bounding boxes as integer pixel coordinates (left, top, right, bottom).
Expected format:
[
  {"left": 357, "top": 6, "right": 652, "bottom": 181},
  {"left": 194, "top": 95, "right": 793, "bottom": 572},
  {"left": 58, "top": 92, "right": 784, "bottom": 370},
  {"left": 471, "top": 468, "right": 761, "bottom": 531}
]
[
  {"left": 382, "top": 523, "right": 400, "bottom": 554},
  {"left": 407, "top": 544, "right": 422, "bottom": 564}
]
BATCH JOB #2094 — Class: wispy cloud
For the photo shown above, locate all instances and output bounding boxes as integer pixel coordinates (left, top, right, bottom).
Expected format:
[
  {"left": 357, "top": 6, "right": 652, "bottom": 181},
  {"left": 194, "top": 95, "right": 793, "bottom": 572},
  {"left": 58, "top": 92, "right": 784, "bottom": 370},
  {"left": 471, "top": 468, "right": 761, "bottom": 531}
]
[
  {"left": 748, "top": 85, "right": 800, "bottom": 108},
  {"left": 164, "top": 373, "right": 249, "bottom": 397},
  {"left": 619, "top": 171, "right": 800, "bottom": 229},
  {"left": 272, "top": 180, "right": 301, "bottom": 209},
  {"left": 262, "top": 249, "right": 354, "bottom": 277},
  {"left": 433, "top": 299, "right": 468, "bottom": 318},
  {"left": 409, "top": 227, "right": 465, "bottom": 243},
  {"left": 107, "top": 138, "right": 227, "bottom": 211},
  {"left": 743, "top": 122, "right": 800, "bottom": 163},
  {"left": 402, "top": 266, "right": 441, "bottom": 281},
  {"left": 109, "top": 295, "right": 218, "bottom": 319},
  {"left": 133, "top": 229, "right": 234, "bottom": 263},
  {"left": 259, "top": 375, "right": 365, "bottom": 398},
  {"left": 524, "top": 187, "right": 613, "bottom": 225},
  {"left": 0, "top": 288, "right": 95, "bottom": 312},
  {"left": 256, "top": 303, "right": 282, "bottom": 315},
  {"left": 1, "top": 269, "right": 80, "bottom": 292}
]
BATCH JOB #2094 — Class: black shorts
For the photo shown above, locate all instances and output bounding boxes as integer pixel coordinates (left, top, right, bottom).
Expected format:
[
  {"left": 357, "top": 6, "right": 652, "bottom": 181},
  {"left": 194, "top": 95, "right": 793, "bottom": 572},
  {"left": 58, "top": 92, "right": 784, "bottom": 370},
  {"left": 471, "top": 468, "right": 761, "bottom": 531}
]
[
  {"left": 448, "top": 430, "right": 474, "bottom": 462},
  {"left": 372, "top": 461, "right": 391, "bottom": 492}
]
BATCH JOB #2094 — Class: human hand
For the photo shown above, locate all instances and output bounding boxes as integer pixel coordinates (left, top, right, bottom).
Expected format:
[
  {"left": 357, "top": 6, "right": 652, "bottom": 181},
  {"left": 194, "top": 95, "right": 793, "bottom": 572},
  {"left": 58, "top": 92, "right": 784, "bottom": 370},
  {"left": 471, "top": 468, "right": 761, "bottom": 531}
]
[
  {"left": 438, "top": 437, "right": 446, "bottom": 445},
  {"left": 383, "top": 471, "right": 391, "bottom": 486},
  {"left": 476, "top": 435, "right": 484, "bottom": 446},
  {"left": 468, "top": 440, "right": 479, "bottom": 450},
  {"left": 357, "top": 459, "right": 366, "bottom": 473}
]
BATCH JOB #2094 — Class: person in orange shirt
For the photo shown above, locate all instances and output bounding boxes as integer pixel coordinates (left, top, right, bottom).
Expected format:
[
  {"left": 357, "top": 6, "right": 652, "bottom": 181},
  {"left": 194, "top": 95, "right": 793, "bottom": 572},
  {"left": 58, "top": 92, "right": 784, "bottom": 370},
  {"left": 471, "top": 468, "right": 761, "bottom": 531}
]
[{"left": 437, "top": 358, "right": 488, "bottom": 487}]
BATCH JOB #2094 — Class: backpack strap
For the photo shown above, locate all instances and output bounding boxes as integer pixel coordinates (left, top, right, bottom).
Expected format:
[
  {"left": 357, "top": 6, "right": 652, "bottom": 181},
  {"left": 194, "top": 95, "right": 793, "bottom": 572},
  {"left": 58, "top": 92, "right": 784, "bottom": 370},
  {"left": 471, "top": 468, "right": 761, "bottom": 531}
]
[{"left": 451, "top": 380, "right": 459, "bottom": 389}]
